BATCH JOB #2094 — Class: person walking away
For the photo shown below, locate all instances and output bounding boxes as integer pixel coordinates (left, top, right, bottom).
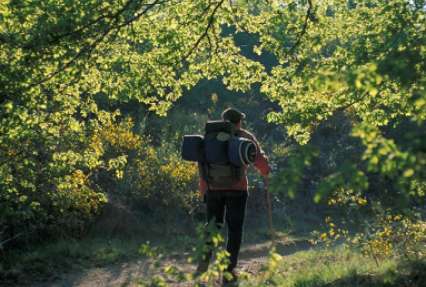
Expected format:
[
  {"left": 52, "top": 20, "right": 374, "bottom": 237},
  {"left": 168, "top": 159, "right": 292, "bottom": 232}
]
[{"left": 197, "top": 108, "right": 270, "bottom": 285}]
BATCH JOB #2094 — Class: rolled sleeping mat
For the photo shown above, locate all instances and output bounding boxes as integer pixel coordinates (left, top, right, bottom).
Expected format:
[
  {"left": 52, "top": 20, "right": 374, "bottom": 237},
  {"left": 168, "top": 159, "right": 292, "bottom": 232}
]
[
  {"left": 228, "top": 137, "right": 257, "bottom": 167},
  {"left": 181, "top": 135, "right": 204, "bottom": 162}
]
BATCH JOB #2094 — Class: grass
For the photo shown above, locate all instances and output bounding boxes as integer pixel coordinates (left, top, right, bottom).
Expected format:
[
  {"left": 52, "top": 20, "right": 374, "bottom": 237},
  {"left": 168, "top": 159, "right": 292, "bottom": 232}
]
[
  {"left": 2, "top": 206, "right": 424, "bottom": 287},
  {"left": 1, "top": 237, "right": 142, "bottom": 285},
  {"left": 0, "top": 226, "right": 200, "bottom": 286},
  {"left": 243, "top": 246, "right": 426, "bottom": 287},
  {"left": 272, "top": 247, "right": 394, "bottom": 286}
]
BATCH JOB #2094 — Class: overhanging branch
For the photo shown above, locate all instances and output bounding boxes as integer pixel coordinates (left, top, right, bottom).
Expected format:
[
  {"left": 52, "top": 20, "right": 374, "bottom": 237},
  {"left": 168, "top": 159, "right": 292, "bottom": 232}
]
[
  {"left": 25, "top": 0, "right": 166, "bottom": 91},
  {"left": 182, "top": 0, "right": 226, "bottom": 62},
  {"left": 287, "top": 0, "right": 315, "bottom": 56}
]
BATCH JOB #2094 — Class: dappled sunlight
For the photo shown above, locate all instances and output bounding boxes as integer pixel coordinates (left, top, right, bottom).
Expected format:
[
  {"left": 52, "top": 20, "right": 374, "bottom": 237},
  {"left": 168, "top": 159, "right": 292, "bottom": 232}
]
[{"left": 1, "top": 0, "right": 425, "bottom": 286}]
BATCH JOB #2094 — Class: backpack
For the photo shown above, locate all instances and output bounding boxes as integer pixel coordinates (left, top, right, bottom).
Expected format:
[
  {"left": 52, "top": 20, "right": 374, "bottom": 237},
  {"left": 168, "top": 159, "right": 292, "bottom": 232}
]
[
  {"left": 181, "top": 120, "right": 257, "bottom": 189},
  {"left": 201, "top": 121, "right": 242, "bottom": 188}
]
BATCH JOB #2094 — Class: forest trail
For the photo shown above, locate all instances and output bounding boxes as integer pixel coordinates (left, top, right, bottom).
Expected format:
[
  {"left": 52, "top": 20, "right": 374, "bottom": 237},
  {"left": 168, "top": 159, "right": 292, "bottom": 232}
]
[{"left": 37, "top": 236, "right": 313, "bottom": 287}]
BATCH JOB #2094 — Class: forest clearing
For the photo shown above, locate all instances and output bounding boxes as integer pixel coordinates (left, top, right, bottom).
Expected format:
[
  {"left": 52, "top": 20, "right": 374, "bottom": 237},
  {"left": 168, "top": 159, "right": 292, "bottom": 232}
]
[{"left": 1, "top": 0, "right": 425, "bottom": 286}]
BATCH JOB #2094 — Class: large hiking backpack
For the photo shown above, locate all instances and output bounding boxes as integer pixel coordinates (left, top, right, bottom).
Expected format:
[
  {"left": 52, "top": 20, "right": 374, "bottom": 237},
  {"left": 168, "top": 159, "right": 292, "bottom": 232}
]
[{"left": 182, "top": 120, "right": 257, "bottom": 189}]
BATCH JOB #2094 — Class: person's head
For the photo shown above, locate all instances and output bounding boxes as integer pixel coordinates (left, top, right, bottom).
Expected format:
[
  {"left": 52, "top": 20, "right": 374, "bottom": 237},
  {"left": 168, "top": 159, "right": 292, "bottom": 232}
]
[{"left": 221, "top": 108, "right": 246, "bottom": 129}]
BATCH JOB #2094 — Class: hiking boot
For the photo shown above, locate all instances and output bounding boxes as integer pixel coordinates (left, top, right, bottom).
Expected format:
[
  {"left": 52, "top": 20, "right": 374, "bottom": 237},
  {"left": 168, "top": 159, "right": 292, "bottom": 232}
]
[{"left": 222, "top": 270, "right": 238, "bottom": 286}]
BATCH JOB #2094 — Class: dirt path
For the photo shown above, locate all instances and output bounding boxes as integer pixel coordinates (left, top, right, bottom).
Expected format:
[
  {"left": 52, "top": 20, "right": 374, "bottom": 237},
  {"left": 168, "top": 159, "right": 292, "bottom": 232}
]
[{"left": 36, "top": 236, "right": 312, "bottom": 287}]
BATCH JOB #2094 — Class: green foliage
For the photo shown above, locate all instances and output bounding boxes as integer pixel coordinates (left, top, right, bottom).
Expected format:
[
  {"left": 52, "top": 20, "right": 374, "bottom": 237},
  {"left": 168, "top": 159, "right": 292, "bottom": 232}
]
[
  {"left": 0, "top": 0, "right": 269, "bottom": 245},
  {"left": 114, "top": 140, "right": 199, "bottom": 213},
  {"left": 269, "top": 145, "right": 318, "bottom": 199},
  {"left": 1, "top": 1, "right": 425, "bottom": 277},
  {"left": 263, "top": 0, "right": 426, "bottom": 199},
  {"left": 259, "top": 2, "right": 425, "bottom": 265},
  {"left": 358, "top": 214, "right": 426, "bottom": 262},
  {"left": 0, "top": 99, "right": 118, "bottom": 239}
]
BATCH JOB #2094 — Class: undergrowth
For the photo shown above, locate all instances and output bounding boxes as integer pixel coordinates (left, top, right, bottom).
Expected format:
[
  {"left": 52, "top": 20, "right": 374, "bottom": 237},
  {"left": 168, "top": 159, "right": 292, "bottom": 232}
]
[{"left": 245, "top": 246, "right": 425, "bottom": 287}]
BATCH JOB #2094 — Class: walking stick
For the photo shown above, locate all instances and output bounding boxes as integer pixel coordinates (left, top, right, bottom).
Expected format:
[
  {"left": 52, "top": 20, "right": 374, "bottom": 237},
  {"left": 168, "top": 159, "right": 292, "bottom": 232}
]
[{"left": 264, "top": 177, "right": 275, "bottom": 240}]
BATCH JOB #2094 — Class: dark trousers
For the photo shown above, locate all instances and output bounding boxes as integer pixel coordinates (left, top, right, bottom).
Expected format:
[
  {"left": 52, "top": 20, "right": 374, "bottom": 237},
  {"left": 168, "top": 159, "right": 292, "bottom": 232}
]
[{"left": 203, "top": 190, "right": 248, "bottom": 271}]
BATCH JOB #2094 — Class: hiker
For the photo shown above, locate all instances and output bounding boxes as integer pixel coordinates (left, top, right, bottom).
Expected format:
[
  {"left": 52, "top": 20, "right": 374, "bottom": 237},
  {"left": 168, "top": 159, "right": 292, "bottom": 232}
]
[{"left": 197, "top": 107, "right": 270, "bottom": 285}]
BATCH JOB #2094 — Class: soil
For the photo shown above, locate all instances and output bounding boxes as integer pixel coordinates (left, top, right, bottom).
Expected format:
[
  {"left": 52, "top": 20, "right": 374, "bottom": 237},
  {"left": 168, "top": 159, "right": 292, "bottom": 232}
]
[{"left": 32, "top": 235, "right": 313, "bottom": 287}]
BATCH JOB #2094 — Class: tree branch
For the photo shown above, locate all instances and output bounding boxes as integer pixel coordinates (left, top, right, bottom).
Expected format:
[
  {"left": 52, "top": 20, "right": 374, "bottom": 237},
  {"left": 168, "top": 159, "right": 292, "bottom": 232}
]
[
  {"left": 25, "top": 0, "right": 165, "bottom": 91},
  {"left": 287, "top": 0, "right": 314, "bottom": 56},
  {"left": 182, "top": 0, "right": 225, "bottom": 62}
]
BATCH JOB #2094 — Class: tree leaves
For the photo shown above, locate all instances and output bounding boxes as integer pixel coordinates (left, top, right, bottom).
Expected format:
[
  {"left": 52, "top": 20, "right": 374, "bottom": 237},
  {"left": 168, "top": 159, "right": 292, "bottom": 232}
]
[{"left": 1, "top": 0, "right": 425, "bottom": 243}]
